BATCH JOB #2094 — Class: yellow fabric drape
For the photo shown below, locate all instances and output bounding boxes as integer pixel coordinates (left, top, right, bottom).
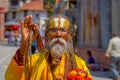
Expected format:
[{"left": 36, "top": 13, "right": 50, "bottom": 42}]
[
  {"left": 5, "top": 57, "right": 25, "bottom": 80},
  {"left": 5, "top": 52, "right": 92, "bottom": 80}
]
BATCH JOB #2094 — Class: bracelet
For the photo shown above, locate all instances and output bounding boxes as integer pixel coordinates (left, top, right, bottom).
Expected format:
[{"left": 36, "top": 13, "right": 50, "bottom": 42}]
[{"left": 14, "top": 48, "right": 24, "bottom": 66}]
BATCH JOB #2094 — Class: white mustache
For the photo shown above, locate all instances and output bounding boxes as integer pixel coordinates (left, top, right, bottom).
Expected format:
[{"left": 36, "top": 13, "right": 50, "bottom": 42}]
[{"left": 48, "top": 38, "right": 67, "bottom": 48}]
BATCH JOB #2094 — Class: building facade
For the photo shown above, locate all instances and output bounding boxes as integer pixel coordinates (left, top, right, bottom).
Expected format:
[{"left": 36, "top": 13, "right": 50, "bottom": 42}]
[
  {"left": 111, "top": 0, "right": 120, "bottom": 36},
  {"left": 0, "top": 0, "right": 8, "bottom": 40},
  {"left": 5, "top": 0, "right": 47, "bottom": 43},
  {"left": 63, "top": 0, "right": 112, "bottom": 50}
]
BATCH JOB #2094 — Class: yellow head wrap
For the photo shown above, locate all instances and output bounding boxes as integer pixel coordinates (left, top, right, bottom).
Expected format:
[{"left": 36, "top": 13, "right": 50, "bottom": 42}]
[{"left": 46, "top": 14, "right": 70, "bottom": 30}]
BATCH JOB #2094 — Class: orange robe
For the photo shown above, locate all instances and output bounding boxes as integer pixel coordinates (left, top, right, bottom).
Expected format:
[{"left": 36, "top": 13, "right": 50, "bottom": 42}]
[{"left": 5, "top": 52, "right": 92, "bottom": 80}]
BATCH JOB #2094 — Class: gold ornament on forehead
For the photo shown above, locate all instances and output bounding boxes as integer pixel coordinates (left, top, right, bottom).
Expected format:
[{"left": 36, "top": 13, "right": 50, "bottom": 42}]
[{"left": 48, "top": 17, "right": 70, "bottom": 29}]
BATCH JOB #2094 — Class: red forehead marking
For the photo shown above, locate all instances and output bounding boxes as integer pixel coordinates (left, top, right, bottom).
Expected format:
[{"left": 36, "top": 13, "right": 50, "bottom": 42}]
[{"left": 58, "top": 17, "right": 60, "bottom": 28}]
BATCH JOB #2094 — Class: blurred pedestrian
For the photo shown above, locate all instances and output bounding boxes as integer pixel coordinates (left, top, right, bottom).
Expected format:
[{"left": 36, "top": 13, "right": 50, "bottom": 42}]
[
  {"left": 86, "top": 50, "right": 95, "bottom": 64},
  {"left": 14, "top": 36, "right": 18, "bottom": 46},
  {"left": 86, "top": 50, "right": 100, "bottom": 71},
  {"left": 105, "top": 34, "right": 120, "bottom": 80},
  {"left": 87, "top": 50, "right": 111, "bottom": 72},
  {"left": 8, "top": 35, "right": 15, "bottom": 44}
]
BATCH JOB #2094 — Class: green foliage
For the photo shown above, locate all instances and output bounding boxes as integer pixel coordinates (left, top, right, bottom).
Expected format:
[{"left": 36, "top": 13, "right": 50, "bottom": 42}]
[
  {"left": 43, "top": 0, "right": 54, "bottom": 4},
  {"left": 43, "top": 0, "right": 55, "bottom": 16}
]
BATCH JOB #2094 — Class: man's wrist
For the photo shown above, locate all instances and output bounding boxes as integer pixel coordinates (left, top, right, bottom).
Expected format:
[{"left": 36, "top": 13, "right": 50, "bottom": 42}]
[
  {"left": 14, "top": 48, "right": 24, "bottom": 66},
  {"left": 19, "top": 41, "right": 27, "bottom": 55}
]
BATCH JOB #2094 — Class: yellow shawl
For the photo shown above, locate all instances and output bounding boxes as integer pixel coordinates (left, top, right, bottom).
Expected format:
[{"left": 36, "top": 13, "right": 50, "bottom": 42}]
[{"left": 5, "top": 52, "right": 91, "bottom": 80}]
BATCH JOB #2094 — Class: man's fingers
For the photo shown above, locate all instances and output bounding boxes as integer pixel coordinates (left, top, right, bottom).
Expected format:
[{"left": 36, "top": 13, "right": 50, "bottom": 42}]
[
  {"left": 29, "top": 24, "right": 38, "bottom": 32},
  {"left": 24, "top": 16, "right": 29, "bottom": 27},
  {"left": 34, "top": 24, "right": 38, "bottom": 30},
  {"left": 28, "top": 15, "right": 32, "bottom": 27},
  {"left": 36, "top": 24, "right": 38, "bottom": 28},
  {"left": 29, "top": 24, "right": 39, "bottom": 36},
  {"left": 34, "top": 24, "right": 39, "bottom": 35},
  {"left": 20, "top": 20, "right": 25, "bottom": 40}
]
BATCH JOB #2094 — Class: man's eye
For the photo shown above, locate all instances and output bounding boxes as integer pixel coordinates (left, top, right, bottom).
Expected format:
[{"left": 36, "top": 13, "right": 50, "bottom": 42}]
[
  {"left": 48, "top": 28, "right": 68, "bottom": 34},
  {"left": 60, "top": 28, "right": 67, "bottom": 32},
  {"left": 50, "top": 28, "right": 57, "bottom": 32}
]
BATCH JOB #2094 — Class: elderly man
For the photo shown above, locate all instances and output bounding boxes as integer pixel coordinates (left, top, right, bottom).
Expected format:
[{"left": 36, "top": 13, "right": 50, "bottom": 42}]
[{"left": 5, "top": 14, "right": 92, "bottom": 80}]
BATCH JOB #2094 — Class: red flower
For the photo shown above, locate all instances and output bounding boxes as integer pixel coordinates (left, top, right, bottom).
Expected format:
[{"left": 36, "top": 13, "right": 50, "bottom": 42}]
[{"left": 67, "top": 68, "right": 92, "bottom": 80}]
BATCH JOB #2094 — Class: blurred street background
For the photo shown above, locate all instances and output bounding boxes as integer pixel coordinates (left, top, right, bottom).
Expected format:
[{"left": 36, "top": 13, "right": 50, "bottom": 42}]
[{"left": 0, "top": 0, "right": 120, "bottom": 80}]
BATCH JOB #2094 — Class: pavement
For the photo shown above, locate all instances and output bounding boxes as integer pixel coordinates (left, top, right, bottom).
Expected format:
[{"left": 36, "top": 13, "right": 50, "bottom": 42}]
[
  {"left": 0, "top": 44, "right": 19, "bottom": 80},
  {"left": 91, "top": 71, "right": 113, "bottom": 80},
  {"left": 0, "top": 43, "right": 114, "bottom": 80}
]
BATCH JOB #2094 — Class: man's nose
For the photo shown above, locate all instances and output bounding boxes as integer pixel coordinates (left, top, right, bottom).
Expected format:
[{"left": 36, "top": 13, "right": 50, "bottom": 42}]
[{"left": 56, "top": 30, "right": 62, "bottom": 38}]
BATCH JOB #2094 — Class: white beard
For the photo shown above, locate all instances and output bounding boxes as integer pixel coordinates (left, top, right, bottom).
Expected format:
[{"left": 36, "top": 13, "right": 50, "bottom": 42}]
[
  {"left": 48, "top": 38, "right": 67, "bottom": 59},
  {"left": 51, "top": 44, "right": 65, "bottom": 58}
]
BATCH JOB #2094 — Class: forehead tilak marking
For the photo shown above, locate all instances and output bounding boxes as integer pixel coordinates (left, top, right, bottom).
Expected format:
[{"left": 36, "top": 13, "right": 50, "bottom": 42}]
[
  {"left": 60, "top": 18, "right": 66, "bottom": 28},
  {"left": 54, "top": 17, "right": 66, "bottom": 28},
  {"left": 53, "top": 18, "right": 58, "bottom": 28},
  {"left": 58, "top": 17, "right": 60, "bottom": 28},
  {"left": 49, "top": 17, "right": 69, "bottom": 29}
]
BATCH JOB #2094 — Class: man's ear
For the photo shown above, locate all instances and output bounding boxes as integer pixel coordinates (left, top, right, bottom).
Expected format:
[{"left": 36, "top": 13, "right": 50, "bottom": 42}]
[{"left": 68, "top": 32, "right": 73, "bottom": 38}]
